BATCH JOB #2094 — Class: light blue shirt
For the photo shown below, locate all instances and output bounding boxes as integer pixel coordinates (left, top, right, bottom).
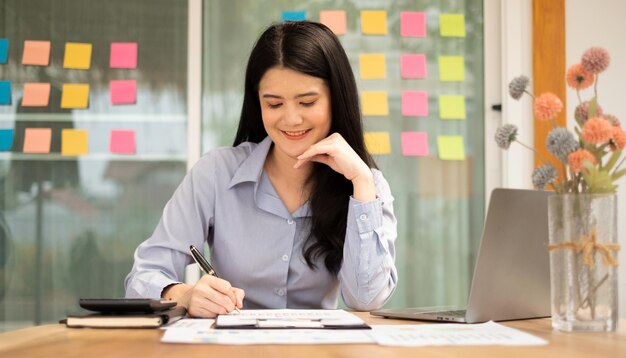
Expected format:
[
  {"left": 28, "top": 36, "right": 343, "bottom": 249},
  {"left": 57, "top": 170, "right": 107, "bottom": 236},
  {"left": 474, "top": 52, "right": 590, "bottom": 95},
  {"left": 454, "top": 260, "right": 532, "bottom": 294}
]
[{"left": 124, "top": 136, "right": 397, "bottom": 311}]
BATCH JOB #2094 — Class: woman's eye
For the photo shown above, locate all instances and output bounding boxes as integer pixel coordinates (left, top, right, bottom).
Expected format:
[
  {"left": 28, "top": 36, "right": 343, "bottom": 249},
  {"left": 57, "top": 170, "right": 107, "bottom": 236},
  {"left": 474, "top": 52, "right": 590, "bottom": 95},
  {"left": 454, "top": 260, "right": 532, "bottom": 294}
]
[
  {"left": 268, "top": 103, "right": 282, "bottom": 109},
  {"left": 300, "top": 101, "right": 316, "bottom": 107}
]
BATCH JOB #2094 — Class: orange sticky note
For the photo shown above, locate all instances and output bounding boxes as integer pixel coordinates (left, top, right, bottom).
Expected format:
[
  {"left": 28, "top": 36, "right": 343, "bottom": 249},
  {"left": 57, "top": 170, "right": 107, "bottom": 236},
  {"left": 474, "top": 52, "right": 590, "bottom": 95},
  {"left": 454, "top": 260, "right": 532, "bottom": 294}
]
[
  {"left": 61, "top": 129, "right": 88, "bottom": 156},
  {"left": 361, "top": 91, "right": 388, "bottom": 116},
  {"left": 359, "top": 54, "right": 386, "bottom": 79},
  {"left": 22, "top": 83, "right": 51, "bottom": 107},
  {"left": 23, "top": 128, "right": 52, "bottom": 153},
  {"left": 319, "top": 10, "right": 347, "bottom": 35},
  {"left": 364, "top": 132, "right": 391, "bottom": 155},
  {"left": 361, "top": 10, "right": 387, "bottom": 35},
  {"left": 63, "top": 42, "right": 92, "bottom": 69},
  {"left": 61, "top": 84, "right": 89, "bottom": 109},
  {"left": 22, "top": 40, "right": 51, "bottom": 66}
]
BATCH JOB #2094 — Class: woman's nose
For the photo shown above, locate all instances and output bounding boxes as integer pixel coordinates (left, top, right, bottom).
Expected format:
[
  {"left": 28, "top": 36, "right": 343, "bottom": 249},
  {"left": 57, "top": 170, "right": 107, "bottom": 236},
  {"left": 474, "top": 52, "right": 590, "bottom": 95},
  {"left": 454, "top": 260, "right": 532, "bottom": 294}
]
[{"left": 282, "top": 105, "right": 303, "bottom": 125}]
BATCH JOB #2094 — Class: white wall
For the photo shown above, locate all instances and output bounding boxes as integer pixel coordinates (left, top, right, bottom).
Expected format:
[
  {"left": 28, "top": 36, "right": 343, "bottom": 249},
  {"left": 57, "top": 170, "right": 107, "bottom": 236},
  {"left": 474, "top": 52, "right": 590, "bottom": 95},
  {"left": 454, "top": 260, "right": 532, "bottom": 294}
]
[{"left": 565, "top": 0, "right": 626, "bottom": 318}]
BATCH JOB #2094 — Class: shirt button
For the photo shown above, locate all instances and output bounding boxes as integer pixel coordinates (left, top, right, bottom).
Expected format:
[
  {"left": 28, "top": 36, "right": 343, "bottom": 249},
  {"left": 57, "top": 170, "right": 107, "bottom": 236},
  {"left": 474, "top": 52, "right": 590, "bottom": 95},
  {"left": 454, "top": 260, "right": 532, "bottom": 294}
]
[
  {"left": 359, "top": 214, "right": 368, "bottom": 221},
  {"left": 287, "top": 219, "right": 295, "bottom": 225},
  {"left": 282, "top": 254, "right": 289, "bottom": 261},
  {"left": 277, "top": 289, "right": 285, "bottom": 296}
]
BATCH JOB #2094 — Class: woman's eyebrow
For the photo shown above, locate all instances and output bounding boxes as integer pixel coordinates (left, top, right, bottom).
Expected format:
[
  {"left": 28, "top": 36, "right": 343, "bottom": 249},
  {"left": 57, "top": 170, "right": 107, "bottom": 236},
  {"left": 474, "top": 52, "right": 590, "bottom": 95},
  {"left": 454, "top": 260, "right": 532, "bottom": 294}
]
[{"left": 261, "top": 91, "right": 319, "bottom": 99}]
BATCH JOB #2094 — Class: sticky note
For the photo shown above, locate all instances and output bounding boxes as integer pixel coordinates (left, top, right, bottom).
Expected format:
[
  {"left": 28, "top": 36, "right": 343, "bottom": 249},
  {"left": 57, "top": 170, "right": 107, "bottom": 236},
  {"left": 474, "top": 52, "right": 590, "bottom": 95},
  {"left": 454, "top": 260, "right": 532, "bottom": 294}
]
[
  {"left": 437, "top": 136, "right": 465, "bottom": 160},
  {"left": 364, "top": 132, "right": 391, "bottom": 155},
  {"left": 361, "top": 10, "right": 387, "bottom": 35},
  {"left": 439, "top": 56, "right": 464, "bottom": 81},
  {"left": 61, "top": 84, "right": 89, "bottom": 109},
  {"left": 282, "top": 11, "right": 306, "bottom": 21},
  {"left": 110, "top": 129, "right": 136, "bottom": 154},
  {"left": 402, "top": 91, "right": 428, "bottom": 117},
  {"left": 22, "top": 83, "right": 51, "bottom": 107},
  {"left": 61, "top": 129, "right": 88, "bottom": 156},
  {"left": 63, "top": 42, "right": 92, "bottom": 69},
  {"left": 401, "top": 12, "right": 426, "bottom": 37},
  {"left": 401, "top": 131, "right": 429, "bottom": 156},
  {"left": 110, "top": 42, "right": 138, "bottom": 69},
  {"left": 319, "top": 10, "right": 346, "bottom": 35},
  {"left": 0, "top": 81, "right": 10, "bottom": 105},
  {"left": 361, "top": 91, "right": 388, "bottom": 116},
  {"left": 359, "top": 54, "right": 386, "bottom": 79},
  {"left": 22, "top": 40, "right": 50, "bottom": 66},
  {"left": 0, "top": 129, "right": 14, "bottom": 151},
  {"left": 0, "top": 39, "right": 8, "bottom": 64},
  {"left": 401, "top": 54, "right": 427, "bottom": 79},
  {"left": 439, "top": 95, "right": 466, "bottom": 119},
  {"left": 110, "top": 80, "right": 137, "bottom": 105},
  {"left": 440, "top": 14, "right": 466, "bottom": 37},
  {"left": 23, "top": 128, "right": 52, "bottom": 154}
]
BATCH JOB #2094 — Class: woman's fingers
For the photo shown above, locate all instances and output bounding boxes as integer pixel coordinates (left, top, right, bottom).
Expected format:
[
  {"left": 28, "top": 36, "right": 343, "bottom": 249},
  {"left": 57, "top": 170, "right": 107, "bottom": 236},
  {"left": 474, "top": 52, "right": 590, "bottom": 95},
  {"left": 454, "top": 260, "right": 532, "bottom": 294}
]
[{"left": 186, "top": 275, "right": 243, "bottom": 317}]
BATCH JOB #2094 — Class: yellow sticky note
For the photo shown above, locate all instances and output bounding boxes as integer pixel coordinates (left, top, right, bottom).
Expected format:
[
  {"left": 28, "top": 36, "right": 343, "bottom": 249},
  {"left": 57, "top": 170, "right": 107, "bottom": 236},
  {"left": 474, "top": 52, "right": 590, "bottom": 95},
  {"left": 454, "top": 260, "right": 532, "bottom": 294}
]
[
  {"left": 361, "top": 10, "right": 387, "bottom": 35},
  {"left": 364, "top": 132, "right": 391, "bottom": 155},
  {"left": 437, "top": 136, "right": 465, "bottom": 160},
  {"left": 440, "top": 14, "right": 466, "bottom": 37},
  {"left": 359, "top": 54, "right": 386, "bottom": 79},
  {"left": 439, "top": 95, "right": 466, "bottom": 119},
  {"left": 439, "top": 56, "right": 464, "bottom": 82},
  {"left": 361, "top": 91, "right": 388, "bottom": 116},
  {"left": 61, "top": 129, "right": 88, "bottom": 156},
  {"left": 63, "top": 43, "right": 92, "bottom": 69},
  {"left": 61, "top": 84, "right": 89, "bottom": 108}
]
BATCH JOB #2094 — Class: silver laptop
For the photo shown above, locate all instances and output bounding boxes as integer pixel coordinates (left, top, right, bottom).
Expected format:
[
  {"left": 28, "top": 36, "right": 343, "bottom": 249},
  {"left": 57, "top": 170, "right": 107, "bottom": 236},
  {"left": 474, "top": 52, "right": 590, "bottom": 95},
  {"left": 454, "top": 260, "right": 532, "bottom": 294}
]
[{"left": 371, "top": 188, "right": 553, "bottom": 323}]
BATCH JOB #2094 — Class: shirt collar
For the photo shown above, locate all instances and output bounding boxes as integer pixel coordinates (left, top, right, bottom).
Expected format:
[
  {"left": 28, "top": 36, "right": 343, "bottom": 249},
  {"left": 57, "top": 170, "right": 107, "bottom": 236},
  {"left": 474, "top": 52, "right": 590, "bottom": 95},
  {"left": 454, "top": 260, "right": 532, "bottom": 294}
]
[{"left": 228, "top": 136, "right": 273, "bottom": 189}]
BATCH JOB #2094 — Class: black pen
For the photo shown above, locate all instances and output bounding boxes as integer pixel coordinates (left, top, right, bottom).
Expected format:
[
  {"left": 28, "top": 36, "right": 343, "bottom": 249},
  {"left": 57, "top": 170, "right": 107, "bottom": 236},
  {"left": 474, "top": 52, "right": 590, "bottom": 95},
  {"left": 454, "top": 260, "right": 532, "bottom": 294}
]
[{"left": 189, "top": 245, "right": 241, "bottom": 313}]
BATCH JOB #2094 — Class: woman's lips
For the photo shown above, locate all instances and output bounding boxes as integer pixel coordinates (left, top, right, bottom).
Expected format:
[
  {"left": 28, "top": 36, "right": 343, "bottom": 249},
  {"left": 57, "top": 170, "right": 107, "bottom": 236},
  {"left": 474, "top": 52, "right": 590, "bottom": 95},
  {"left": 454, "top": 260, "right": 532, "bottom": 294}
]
[{"left": 282, "top": 129, "right": 311, "bottom": 140}]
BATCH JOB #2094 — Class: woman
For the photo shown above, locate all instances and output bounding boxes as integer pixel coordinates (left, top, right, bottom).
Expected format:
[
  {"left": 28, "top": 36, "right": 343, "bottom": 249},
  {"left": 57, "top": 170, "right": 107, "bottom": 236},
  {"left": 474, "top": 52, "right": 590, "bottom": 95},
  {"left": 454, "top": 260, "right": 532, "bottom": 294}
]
[{"left": 125, "top": 21, "right": 397, "bottom": 317}]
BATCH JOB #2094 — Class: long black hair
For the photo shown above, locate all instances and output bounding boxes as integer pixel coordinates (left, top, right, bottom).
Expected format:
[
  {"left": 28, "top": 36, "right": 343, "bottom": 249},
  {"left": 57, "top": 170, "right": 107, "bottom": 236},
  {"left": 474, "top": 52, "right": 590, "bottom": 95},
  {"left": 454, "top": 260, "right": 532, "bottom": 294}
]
[{"left": 233, "top": 21, "right": 376, "bottom": 275}]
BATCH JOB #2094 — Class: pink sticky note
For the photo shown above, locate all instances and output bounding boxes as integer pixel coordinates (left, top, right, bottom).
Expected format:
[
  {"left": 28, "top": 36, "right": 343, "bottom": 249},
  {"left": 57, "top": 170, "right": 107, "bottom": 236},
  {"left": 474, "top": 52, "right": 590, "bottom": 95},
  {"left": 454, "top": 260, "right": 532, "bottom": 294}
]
[
  {"left": 110, "top": 80, "right": 137, "bottom": 104},
  {"left": 110, "top": 129, "right": 136, "bottom": 154},
  {"left": 110, "top": 42, "right": 138, "bottom": 69},
  {"left": 22, "top": 83, "right": 51, "bottom": 107},
  {"left": 401, "top": 131, "right": 429, "bottom": 156},
  {"left": 401, "top": 54, "right": 427, "bottom": 79},
  {"left": 319, "top": 10, "right": 347, "bottom": 35},
  {"left": 402, "top": 91, "right": 428, "bottom": 116},
  {"left": 23, "top": 128, "right": 52, "bottom": 153},
  {"left": 401, "top": 12, "right": 426, "bottom": 37},
  {"left": 22, "top": 40, "right": 51, "bottom": 66}
]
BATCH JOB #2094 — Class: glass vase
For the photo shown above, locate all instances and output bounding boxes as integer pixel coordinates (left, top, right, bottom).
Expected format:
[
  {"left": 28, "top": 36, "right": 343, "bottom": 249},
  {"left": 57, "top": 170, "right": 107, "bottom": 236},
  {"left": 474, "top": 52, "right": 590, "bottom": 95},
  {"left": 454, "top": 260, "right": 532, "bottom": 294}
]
[{"left": 548, "top": 194, "right": 619, "bottom": 332}]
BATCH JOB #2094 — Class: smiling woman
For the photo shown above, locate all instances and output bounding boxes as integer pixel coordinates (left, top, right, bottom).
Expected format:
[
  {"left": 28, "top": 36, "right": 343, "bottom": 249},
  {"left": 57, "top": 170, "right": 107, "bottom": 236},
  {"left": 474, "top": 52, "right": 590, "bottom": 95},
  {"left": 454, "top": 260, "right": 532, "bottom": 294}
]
[{"left": 125, "top": 21, "right": 398, "bottom": 317}]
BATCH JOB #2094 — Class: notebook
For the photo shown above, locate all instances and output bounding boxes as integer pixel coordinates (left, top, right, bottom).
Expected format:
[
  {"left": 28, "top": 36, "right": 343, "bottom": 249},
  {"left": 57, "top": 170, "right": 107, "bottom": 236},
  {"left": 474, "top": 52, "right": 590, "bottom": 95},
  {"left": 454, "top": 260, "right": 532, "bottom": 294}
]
[
  {"left": 371, "top": 188, "right": 553, "bottom": 323},
  {"left": 65, "top": 306, "right": 187, "bottom": 328},
  {"left": 215, "top": 309, "right": 370, "bottom": 329}
]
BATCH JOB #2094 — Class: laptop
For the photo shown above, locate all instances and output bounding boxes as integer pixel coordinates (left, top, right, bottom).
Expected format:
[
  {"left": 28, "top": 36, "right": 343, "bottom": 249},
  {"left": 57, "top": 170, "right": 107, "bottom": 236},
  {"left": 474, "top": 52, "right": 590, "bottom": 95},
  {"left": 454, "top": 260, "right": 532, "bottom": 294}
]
[{"left": 371, "top": 188, "right": 553, "bottom": 323}]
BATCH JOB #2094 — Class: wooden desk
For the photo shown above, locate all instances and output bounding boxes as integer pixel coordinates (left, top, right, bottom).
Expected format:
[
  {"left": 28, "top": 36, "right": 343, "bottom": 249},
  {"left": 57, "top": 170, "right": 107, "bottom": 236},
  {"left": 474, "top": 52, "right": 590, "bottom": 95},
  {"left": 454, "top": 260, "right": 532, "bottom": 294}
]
[{"left": 0, "top": 313, "right": 624, "bottom": 358}]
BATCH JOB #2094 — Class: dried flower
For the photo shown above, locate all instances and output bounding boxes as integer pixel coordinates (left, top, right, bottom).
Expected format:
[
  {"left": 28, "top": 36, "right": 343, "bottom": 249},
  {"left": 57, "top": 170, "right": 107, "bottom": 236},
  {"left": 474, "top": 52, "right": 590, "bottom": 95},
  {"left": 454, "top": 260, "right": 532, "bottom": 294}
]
[
  {"left": 581, "top": 117, "right": 613, "bottom": 145},
  {"left": 534, "top": 93, "right": 563, "bottom": 121},
  {"left": 568, "top": 149, "right": 597, "bottom": 174},
  {"left": 574, "top": 101, "right": 603, "bottom": 123},
  {"left": 566, "top": 63, "right": 595, "bottom": 90},
  {"left": 494, "top": 124, "right": 518, "bottom": 149},
  {"left": 508, "top": 76, "right": 529, "bottom": 100},
  {"left": 546, "top": 127, "right": 579, "bottom": 162},
  {"left": 611, "top": 126, "right": 626, "bottom": 150},
  {"left": 581, "top": 47, "right": 610, "bottom": 74},
  {"left": 532, "top": 164, "right": 557, "bottom": 190},
  {"left": 604, "top": 114, "right": 621, "bottom": 127}
]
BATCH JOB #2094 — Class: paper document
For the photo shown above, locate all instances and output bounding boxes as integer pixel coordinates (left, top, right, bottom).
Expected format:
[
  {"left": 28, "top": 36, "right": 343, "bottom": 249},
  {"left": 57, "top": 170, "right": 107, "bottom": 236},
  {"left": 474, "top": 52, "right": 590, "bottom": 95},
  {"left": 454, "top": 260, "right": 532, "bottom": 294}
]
[
  {"left": 161, "top": 318, "right": 215, "bottom": 330},
  {"left": 371, "top": 321, "right": 548, "bottom": 346},
  {"left": 215, "top": 309, "right": 368, "bottom": 329}
]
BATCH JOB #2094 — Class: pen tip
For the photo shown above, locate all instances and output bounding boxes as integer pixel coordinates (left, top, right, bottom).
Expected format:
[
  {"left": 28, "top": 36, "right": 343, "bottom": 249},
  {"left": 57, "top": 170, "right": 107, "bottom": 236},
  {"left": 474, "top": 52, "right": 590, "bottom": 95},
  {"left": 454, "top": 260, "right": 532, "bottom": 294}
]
[{"left": 189, "top": 245, "right": 194, "bottom": 250}]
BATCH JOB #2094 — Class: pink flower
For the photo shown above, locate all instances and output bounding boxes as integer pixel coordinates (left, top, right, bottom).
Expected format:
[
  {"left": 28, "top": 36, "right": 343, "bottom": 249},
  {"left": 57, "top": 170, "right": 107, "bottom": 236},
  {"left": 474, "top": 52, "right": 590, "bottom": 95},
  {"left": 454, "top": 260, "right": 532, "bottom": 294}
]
[
  {"left": 568, "top": 149, "right": 597, "bottom": 174},
  {"left": 566, "top": 63, "right": 595, "bottom": 90},
  {"left": 575, "top": 101, "right": 603, "bottom": 123},
  {"left": 611, "top": 126, "right": 626, "bottom": 150},
  {"left": 581, "top": 47, "right": 610, "bottom": 74},
  {"left": 581, "top": 117, "right": 613, "bottom": 144},
  {"left": 534, "top": 93, "right": 563, "bottom": 121}
]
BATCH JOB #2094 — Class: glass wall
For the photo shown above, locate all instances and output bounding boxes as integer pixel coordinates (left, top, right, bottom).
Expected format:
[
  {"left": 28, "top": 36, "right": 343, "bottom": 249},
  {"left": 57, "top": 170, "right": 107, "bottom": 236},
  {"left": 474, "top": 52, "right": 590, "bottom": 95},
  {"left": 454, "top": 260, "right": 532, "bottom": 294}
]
[
  {"left": 202, "top": 0, "right": 485, "bottom": 308},
  {"left": 0, "top": 0, "right": 188, "bottom": 331}
]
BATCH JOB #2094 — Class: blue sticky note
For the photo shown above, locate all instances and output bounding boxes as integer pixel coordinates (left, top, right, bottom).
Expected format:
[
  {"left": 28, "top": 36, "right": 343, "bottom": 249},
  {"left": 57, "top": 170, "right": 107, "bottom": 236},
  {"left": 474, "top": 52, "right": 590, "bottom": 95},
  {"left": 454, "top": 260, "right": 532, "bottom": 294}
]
[
  {"left": 0, "top": 39, "right": 8, "bottom": 64},
  {"left": 0, "top": 129, "right": 14, "bottom": 151},
  {"left": 282, "top": 11, "right": 306, "bottom": 21},
  {"left": 0, "top": 81, "right": 11, "bottom": 105}
]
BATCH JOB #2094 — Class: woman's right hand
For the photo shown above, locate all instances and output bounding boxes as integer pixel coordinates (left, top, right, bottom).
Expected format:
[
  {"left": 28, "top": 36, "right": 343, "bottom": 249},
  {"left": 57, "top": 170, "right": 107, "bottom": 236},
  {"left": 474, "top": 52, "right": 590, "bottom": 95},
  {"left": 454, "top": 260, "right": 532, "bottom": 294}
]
[{"left": 162, "top": 275, "right": 245, "bottom": 318}]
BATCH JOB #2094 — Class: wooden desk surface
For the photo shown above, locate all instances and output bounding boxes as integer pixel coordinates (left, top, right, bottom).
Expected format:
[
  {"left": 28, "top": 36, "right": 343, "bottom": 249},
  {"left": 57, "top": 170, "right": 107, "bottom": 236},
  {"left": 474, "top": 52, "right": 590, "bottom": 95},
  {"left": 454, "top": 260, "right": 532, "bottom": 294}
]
[{"left": 0, "top": 313, "right": 624, "bottom": 358}]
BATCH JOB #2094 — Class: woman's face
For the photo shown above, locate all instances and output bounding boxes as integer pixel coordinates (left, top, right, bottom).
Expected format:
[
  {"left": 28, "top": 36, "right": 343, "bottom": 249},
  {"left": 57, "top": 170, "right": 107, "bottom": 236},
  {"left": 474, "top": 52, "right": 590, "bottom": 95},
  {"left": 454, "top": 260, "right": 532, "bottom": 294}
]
[{"left": 258, "top": 66, "right": 332, "bottom": 162}]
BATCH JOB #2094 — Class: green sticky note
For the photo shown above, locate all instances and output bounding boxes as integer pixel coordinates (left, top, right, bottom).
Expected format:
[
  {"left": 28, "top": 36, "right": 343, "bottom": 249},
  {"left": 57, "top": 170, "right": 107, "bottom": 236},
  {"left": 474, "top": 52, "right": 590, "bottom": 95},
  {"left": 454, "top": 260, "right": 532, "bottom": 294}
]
[
  {"left": 437, "top": 135, "right": 465, "bottom": 160},
  {"left": 439, "top": 95, "right": 466, "bottom": 119},
  {"left": 361, "top": 91, "right": 388, "bottom": 116},
  {"left": 440, "top": 14, "right": 466, "bottom": 37},
  {"left": 439, "top": 56, "right": 464, "bottom": 82}
]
